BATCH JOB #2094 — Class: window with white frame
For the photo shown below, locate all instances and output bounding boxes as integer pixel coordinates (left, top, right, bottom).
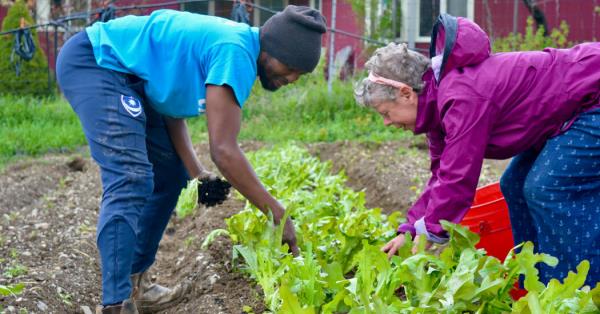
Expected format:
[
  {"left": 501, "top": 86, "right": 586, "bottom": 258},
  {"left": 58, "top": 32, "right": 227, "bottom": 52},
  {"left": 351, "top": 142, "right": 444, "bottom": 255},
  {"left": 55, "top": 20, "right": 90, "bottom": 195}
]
[
  {"left": 35, "top": 0, "right": 51, "bottom": 25},
  {"left": 403, "top": 0, "right": 474, "bottom": 42}
]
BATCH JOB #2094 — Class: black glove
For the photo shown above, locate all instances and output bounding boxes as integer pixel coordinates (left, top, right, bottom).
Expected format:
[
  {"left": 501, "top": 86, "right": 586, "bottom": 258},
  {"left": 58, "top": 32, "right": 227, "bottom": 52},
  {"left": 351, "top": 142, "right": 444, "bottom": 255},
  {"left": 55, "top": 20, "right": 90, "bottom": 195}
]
[{"left": 197, "top": 177, "right": 232, "bottom": 207}]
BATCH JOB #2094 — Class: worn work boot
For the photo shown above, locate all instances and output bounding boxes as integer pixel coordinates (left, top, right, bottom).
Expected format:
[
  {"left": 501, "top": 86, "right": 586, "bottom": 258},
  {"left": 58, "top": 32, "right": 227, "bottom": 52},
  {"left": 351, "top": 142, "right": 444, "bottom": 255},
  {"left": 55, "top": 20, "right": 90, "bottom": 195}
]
[
  {"left": 96, "top": 299, "right": 138, "bottom": 314},
  {"left": 130, "top": 271, "right": 191, "bottom": 313}
]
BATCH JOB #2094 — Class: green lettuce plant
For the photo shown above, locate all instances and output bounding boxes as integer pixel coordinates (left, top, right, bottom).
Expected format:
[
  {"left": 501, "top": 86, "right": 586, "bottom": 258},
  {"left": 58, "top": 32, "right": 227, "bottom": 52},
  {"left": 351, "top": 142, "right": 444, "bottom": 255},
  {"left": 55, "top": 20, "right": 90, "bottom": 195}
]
[{"left": 201, "top": 144, "right": 598, "bottom": 313}]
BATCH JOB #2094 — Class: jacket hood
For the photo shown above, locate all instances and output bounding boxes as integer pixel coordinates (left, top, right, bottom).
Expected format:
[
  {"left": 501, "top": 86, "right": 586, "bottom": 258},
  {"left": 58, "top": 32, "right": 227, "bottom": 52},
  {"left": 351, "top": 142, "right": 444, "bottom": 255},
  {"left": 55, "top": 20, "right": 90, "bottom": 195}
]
[
  {"left": 415, "top": 16, "right": 491, "bottom": 135},
  {"left": 432, "top": 16, "right": 491, "bottom": 81}
]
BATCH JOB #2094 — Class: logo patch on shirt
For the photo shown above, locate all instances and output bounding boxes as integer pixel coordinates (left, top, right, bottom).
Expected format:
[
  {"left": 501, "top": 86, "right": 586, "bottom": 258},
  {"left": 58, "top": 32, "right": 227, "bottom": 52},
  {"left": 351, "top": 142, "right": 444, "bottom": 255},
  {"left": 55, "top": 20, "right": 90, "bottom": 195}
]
[
  {"left": 121, "top": 95, "right": 142, "bottom": 117},
  {"left": 198, "top": 98, "right": 206, "bottom": 114}
]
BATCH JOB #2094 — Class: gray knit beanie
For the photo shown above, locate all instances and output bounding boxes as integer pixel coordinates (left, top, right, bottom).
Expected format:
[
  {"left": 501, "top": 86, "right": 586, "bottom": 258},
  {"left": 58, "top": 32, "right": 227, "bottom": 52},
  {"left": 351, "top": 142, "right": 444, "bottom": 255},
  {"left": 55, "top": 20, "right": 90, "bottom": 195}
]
[{"left": 260, "top": 5, "right": 327, "bottom": 73}]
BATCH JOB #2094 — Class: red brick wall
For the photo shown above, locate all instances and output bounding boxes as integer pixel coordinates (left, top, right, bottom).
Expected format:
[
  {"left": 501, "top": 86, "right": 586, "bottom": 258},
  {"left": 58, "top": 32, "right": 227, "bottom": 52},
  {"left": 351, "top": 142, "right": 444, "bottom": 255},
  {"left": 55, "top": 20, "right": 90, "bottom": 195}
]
[
  {"left": 0, "top": 5, "right": 7, "bottom": 27},
  {"left": 320, "top": 0, "right": 364, "bottom": 70}
]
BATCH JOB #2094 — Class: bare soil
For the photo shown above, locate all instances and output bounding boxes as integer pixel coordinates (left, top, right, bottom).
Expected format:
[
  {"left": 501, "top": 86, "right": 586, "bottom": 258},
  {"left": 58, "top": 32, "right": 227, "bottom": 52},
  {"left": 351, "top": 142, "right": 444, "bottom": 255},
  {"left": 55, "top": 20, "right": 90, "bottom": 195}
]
[
  {"left": 311, "top": 139, "right": 508, "bottom": 215},
  {"left": 0, "top": 140, "right": 508, "bottom": 313}
]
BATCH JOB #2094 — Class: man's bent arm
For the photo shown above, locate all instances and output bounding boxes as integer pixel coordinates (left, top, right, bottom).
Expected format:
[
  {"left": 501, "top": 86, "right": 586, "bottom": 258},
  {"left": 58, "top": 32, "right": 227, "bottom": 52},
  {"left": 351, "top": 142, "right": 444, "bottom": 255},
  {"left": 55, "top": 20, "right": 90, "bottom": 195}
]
[
  {"left": 204, "top": 84, "right": 286, "bottom": 221},
  {"left": 164, "top": 117, "right": 209, "bottom": 179}
]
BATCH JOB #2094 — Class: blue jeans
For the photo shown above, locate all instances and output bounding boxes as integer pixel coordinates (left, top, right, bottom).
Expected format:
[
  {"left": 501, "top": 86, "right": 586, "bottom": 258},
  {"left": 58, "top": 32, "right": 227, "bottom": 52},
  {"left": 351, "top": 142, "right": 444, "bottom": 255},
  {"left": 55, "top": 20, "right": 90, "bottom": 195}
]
[
  {"left": 56, "top": 32, "right": 189, "bottom": 305},
  {"left": 500, "top": 108, "right": 600, "bottom": 287}
]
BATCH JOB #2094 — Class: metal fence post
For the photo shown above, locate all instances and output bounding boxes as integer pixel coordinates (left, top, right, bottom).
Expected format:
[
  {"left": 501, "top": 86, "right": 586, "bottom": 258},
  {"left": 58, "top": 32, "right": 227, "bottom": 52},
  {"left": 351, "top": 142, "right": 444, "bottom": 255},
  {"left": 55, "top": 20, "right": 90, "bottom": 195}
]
[
  {"left": 327, "top": 0, "right": 337, "bottom": 94},
  {"left": 46, "top": 25, "right": 51, "bottom": 94},
  {"left": 54, "top": 23, "right": 58, "bottom": 90},
  {"left": 407, "top": 0, "right": 416, "bottom": 50},
  {"left": 392, "top": 0, "right": 397, "bottom": 38},
  {"left": 513, "top": 0, "right": 519, "bottom": 34}
]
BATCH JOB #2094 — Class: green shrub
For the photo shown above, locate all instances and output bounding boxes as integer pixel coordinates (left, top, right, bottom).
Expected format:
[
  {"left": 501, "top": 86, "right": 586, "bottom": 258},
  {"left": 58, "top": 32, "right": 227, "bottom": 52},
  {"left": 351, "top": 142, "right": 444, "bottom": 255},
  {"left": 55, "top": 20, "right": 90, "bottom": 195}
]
[
  {"left": 493, "top": 17, "right": 571, "bottom": 52},
  {"left": 0, "top": 0, "right": 53, "bottom": 96}
]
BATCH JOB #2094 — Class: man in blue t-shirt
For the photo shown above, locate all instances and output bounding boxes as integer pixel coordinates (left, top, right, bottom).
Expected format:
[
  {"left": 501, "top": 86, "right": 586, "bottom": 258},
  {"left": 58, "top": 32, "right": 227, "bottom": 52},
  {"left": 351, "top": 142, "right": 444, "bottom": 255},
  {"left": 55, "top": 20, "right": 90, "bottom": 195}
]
[{"left": 56, "top": 5, "right": 326, "bottom": 313}]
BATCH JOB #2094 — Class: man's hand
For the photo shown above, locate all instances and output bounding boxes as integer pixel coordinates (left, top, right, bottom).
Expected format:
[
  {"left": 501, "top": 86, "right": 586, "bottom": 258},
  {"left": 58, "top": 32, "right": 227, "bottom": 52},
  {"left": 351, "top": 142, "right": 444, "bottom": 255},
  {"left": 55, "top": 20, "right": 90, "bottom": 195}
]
[
  {"left": 381, "top": 233, "right": 432, "bottom": 259},
  {"left": 270, "top": 206, "right": 300, "bottom": 256},
  {"left": 197, "top": 169, "right": 218, "bottom": 181},
  {"left": 281, "top": 217, "right": 299, "bottom": 256},
  {"left": 197, "top": 176, "right": 232, "bottom": 207}
]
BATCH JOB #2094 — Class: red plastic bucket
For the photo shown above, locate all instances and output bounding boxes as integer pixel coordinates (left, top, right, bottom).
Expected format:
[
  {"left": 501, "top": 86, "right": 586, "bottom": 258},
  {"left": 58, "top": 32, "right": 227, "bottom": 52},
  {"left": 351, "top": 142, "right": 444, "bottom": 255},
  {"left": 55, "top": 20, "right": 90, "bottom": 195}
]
[{"left": 460, "top": 182, "right": 527, "bottom": 300}]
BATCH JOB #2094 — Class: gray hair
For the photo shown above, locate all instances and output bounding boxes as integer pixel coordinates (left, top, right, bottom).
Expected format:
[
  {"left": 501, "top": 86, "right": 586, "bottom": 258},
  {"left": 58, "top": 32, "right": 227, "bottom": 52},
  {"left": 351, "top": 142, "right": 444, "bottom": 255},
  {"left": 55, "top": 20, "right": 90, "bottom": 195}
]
[{"left": 354, "top": 43, "right": 431, "bottom": 107}]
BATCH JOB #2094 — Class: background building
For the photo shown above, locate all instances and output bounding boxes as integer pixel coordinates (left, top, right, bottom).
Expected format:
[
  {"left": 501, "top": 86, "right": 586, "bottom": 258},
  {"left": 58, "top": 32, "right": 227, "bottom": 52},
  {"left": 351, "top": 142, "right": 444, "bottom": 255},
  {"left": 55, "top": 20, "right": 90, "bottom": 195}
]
[{"left": 1, "top": 0, "right": 598, "bottom": 72}]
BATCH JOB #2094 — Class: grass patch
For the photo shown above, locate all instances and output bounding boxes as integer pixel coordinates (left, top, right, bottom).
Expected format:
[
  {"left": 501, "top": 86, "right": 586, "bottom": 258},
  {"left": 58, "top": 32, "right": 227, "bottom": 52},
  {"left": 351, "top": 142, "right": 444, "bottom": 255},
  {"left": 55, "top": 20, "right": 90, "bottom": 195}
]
[
  {"left": 0, "top": 95, "right": 85, "bottom": 169},
  {"left": 187, "top": 69, "right": 411, "bottom": 143},
  {"left": 0, "top": 69, "right": 411, "bottom": 169}
]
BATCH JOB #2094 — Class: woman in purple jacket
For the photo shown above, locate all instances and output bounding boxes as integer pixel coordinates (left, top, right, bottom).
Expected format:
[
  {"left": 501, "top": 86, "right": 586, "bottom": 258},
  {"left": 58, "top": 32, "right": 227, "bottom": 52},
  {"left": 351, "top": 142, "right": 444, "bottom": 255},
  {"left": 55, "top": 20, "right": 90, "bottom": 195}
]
[{"left": 354, "top": 15, "right": 599, "bottom": 285}]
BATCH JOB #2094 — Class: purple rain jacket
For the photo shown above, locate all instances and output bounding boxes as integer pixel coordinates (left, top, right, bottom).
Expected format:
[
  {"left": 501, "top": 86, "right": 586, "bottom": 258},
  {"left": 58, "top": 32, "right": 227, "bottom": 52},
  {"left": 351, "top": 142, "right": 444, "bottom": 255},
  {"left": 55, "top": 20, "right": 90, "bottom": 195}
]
[{"left": 398, "top": 17, "right": 600, "bottom": 241}]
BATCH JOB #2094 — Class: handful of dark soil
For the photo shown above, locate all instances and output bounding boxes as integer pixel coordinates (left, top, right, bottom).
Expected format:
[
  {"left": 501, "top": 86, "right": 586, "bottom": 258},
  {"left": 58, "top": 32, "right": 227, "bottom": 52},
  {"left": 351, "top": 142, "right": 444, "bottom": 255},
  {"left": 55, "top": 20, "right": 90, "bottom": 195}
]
[{"left": 198, "top": 177, "right": 232, "bottom": 207}]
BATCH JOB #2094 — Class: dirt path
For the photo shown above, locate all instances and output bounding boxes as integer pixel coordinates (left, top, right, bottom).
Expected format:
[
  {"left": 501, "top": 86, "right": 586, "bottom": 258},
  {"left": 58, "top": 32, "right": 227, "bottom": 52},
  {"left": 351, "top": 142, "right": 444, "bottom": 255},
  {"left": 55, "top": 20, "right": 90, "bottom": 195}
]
[
  {"left": 0, "top": 144, "right": 264, "bottom": 313},
  {"left": 0, "top": 140, "right": 508, "bottom": 313},
  {"left": 312, "top": 140, "right": 508, "bottom": 215}
]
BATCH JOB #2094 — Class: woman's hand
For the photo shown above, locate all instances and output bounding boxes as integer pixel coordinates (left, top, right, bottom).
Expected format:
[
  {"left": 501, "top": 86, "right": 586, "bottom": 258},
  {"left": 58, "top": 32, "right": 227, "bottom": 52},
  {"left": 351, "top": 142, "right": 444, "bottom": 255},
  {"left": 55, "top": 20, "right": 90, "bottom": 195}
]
[{"left": 381, "top": 233, "right": 432, "bottom": 258}]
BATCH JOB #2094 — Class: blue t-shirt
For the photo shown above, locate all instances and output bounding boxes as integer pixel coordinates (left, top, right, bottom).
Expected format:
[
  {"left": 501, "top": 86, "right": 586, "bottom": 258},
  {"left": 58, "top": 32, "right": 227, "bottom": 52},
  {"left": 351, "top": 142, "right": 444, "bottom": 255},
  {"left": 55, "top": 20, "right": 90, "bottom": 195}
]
[{"left": 86, "top": 10, "right": 260, "bottom": 117}]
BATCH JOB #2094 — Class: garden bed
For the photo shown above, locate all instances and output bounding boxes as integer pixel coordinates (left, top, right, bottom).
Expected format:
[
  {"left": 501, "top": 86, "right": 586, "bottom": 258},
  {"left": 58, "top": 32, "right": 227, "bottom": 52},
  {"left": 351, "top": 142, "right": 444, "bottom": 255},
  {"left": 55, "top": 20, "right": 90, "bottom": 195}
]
[{"left": 0, "top": 140, "right": 508, "bottom": 313}]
